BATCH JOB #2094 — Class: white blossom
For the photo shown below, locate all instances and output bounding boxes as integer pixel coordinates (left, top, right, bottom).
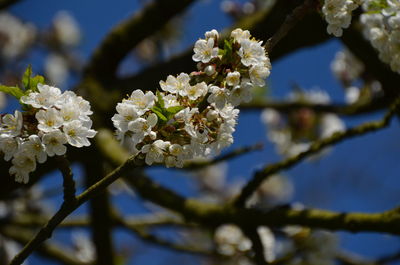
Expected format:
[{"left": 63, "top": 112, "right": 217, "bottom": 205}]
[
  {"left": 124, "top": 90, "right": 155, "bottom": 115},
  {"left": 111, "top": 103, "right": 139, "bottom": 133},
  {"left": 160, "top": 73, "right": 191, "bottom": 96},
  {"left": 0, "top": 12, "right": 36, "bottom": 60},
  {"left": 63, "top": 120, "right": 97, "bottom": 147},
  {"left": 226, "top": 71, "right": 241, "bottom": 87},
  {"left": 20, "top": 135, "right": 47, "bottom": 163},
  {"left": 1, "top": 110, "right": 23, "bottom": 136},
  {"left": 21, "top": 83, "right": 61, "bottom": 109},
  {"left": 42, "top": 130, "right": 68, "bottom": 157},
  {"left": 231, "top": 28, "right": 251, "bottom": 43},
  {"left": 53, "top": 11, "right": 81, "bottom": 47},
  {"left": 249, "top": 64, "right": 270, "bottom": 86},
  {"left": 237, "top": 39, "right": 268, "bottom": 66},
  {"left": 192, "top": 38, "right": 219, "bottom": 63},
  {"left": 205, "top": 29, "right": 219, "bottom": 40},
  {"left": 36, "top": 108, "right": 64, "bottom": 133},
  {"left": 128, "top": 113, "right": 158, "bottom": 143},
  {"left": 9, "top": 152, "right": 36, "bottom": 184},
  {"left": 208, "top": 86, "right": 230, "bottom": 109},
  {"left": 185, "top": 82, "right": 208, "bottom": 101},
  {"left": 141, "top": 140, "right": 170, "bottom": 165},
  {"left": 112, "top": 28, "right": 270, "bottom": 168},
  {"left": 0, "top": 136, "right": 19, "bottom": 161}
]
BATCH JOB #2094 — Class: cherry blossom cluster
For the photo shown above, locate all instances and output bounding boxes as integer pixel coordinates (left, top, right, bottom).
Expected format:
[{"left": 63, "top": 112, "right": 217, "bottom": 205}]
[
  {"left": 261, "top": 89, "right": 345, "bottom": 157},
  {"left": 0, "top": 84, "right": 96, "bottom": 183},
  {"left": 360, "top": 0, "right": 400, "bottom": 73},
  {"left": 322, "top": 0, "right": 362, "bottom": 37},
  {"left": 112, "top": 29, "right": 271, "bottom": 167}
]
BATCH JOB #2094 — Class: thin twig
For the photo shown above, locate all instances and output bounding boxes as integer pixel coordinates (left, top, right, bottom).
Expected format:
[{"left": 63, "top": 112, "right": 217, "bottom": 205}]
[
  {"left": 116, "top": 215, "right": 215, "bottom": 257},
  {"left": 9, "top": 156, "right": 138, "bottom": 265},
  {"left": 55, "top": 155, "right": 76, "bottom": 203},
  {"left": 264, "top": 0, "right": 316, "bottom": 52},
  {"left": 1, "top": 225, "right": 90, "bottom": 265},
  {"left": 183, "top": 143, "right": 264, "bottom": 170},
  {"left": 234, "top": 98, "right": 400, "bottom": 207},
  {"left": 240, "top": 97, "right": 389, "bottom": 116},
  {"left": 242, "top": 227, "right": 268, "bottom": 265}
]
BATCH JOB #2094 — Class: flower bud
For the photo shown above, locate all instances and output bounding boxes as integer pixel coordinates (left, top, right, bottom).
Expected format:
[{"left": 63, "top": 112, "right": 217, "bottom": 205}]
[{"left": 204, "top": 65, "right": 216, "bottom": 76}]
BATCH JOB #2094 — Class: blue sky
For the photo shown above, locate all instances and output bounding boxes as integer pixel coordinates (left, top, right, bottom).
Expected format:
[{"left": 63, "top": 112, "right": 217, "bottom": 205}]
[{"left": 8, "top": 0, "right": 400, "bottom": 264}]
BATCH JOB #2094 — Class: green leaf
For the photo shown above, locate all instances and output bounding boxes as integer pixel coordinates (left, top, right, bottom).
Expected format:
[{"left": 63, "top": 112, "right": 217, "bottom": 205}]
[
  {"left": 22, "top": 65, "right": 32, "bottom": 90},
  {"left": 0, "top": 85, "right": 24, "bottom": 99},
  {"left": 166, "top": 105, "right": 184, "bottom": 115},
  {"left": 29, "top": 75, "right": 45, "bottom": 92},
  {"left": 21, "top": 65, "right": 44, "bottom": 92},
  {"left": 151, "top": 107, "right": 167, "bottom": 122},
  {"left": 223, "top": 39, "right": 233, "bottom": 58}
]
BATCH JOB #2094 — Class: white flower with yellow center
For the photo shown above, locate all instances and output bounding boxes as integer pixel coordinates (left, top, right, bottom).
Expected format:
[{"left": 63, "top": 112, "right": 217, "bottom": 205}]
[
  {"left": 165, "top": 144, "right": 185, "bottom": 168},
  {"left": 208, "top": 86, "right": 230, "bottom": 109},
  {"left": 192, "top": 38, "right": 219, "bottom": 63},
  {"left": 160, "top": 73, "right": 191, "bottom": 96},
  {"left": 185, "top": 82, "right": 208, "bottom": 101},
  {"left": 59, "top": 102, "right": 81, "bottom": 123},
  {"left": 112, "top": 103, "right": 139, "bottom": 132},
  {"left": 20, "top": 135, "right": 47, "bottom": 163},
  {"left": 21, "top": 83, "right": 61, "bottom": 109},
  {"left": 124, "top": 90, "right": 155, "bottom": 115},
  {"left": 42, "top": 130, "right": 68, "bottom": 156},
  {"left": 63, "top": 120, "right": 97, "bottom": 147},
  {"left": 128, "top": 113, "right": 158, "bottom": 144},
  {"left": 249, "top": 64, "right": 270, "bottom": 86},
  {"left": 226, "top": 71, "right": 241, "bottom": 87},
  {"left": 237, "top": 39, "right": 268, "bottom": 67},
  {"left": 36, "top": 108, "right": 64, "bottom": 133},
  {"left": 141, "top": 139, "right": 170, "bottom": 165},
  {"left": 9, "top": 152, "right": 36, "bottom": 184}
]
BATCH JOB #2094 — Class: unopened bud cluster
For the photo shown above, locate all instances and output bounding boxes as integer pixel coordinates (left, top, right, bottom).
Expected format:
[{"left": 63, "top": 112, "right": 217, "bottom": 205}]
[
  {"left": 0, "top": 84, "right": 96, "bottom": 183},
  {"left": 112, "top": 28, "right": 271, "bottom": 167}
]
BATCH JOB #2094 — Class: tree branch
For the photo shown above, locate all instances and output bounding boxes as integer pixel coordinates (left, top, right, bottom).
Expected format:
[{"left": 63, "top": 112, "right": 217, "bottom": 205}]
[
  {"left": 183, "top": 143, "right": 263, "bottom": 170},
  {"left": 0, "top": 225, "right": 90, "bottom": 265},
  {"left": 242, "top": 227, "right": 268, "bottom": 265},
  {"left": 233, "top": 98, "right": 400, "bottom": 207},
  {"left": 55, "top": 155, "right": 76, "bottom": 203},
  {"left": 240, "top": 97, "right": 390, "bottom": 116},
  {"left": 114, "top": 0, "right": 331, "bottom": 94},
  {"left": 84, "top": 0, "right": 196, "bottom": 80},
  {"left": 0, "top": 0, "right": 20, "bottom": 10},
  {"left": 84, "top": 150, "right": 115, "bottom": 265},
  {"left": 264, "top": 0, "right": 316, "bottom": 52},
  {"left": 9, "top": 155, "right": 138, "bottom": 265}
]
